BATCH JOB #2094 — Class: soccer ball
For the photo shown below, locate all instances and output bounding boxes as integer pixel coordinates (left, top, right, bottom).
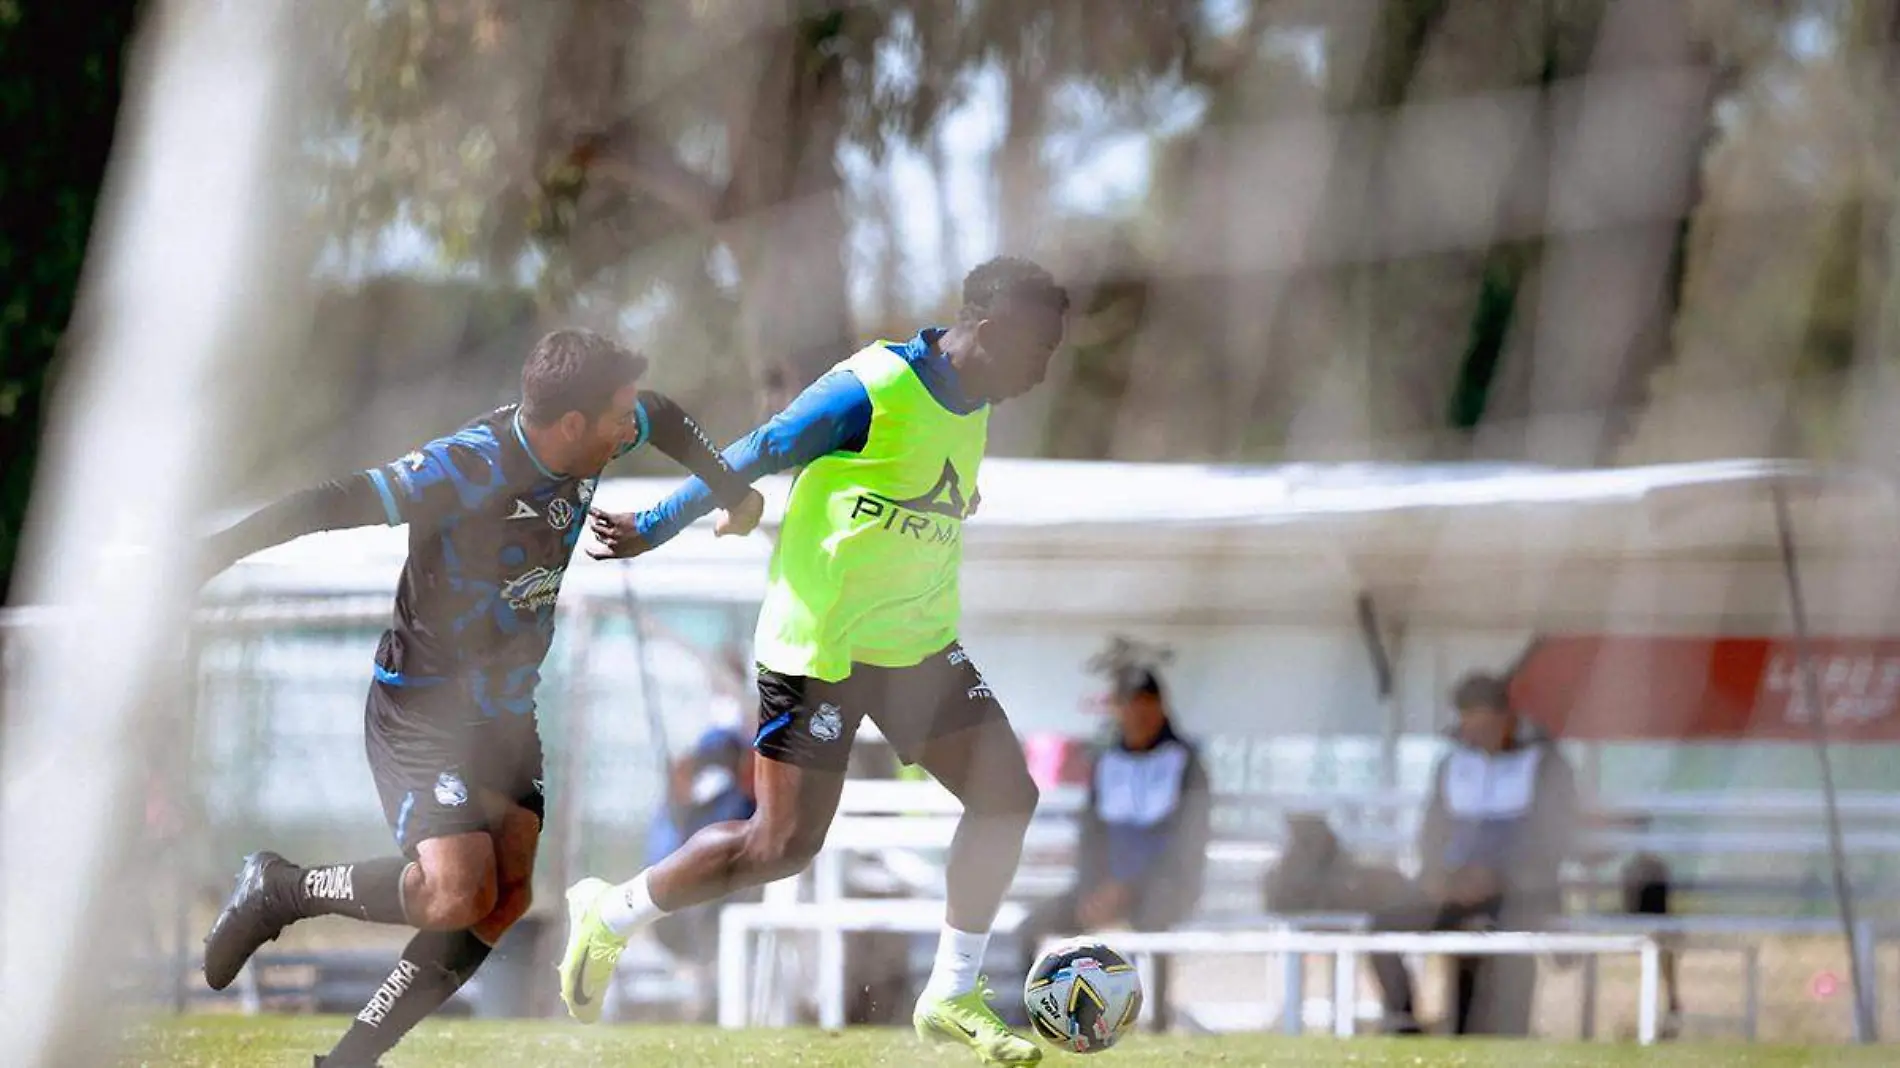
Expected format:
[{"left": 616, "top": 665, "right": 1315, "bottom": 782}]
[{"left": 1022, "top": 939, "right": 1143, "bottom": 1054}]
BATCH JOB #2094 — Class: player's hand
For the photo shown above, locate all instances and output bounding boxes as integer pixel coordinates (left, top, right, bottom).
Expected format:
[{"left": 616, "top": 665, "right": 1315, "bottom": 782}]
[
  {"left": 587, "top": 509, "right": 653, "bottom": 560},
  {"left": 713, "top": 488, "right": 765, "bottom": 538}
]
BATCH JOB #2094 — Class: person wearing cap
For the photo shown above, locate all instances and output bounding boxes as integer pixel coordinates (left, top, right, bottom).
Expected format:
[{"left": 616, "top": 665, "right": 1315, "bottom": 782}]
[
  {"left": 1012, "top": 665, "right": 1211, "bottom": 1026},
  {"left": 1371, "top": 670, "right": 1580, "bottom": 1037}
]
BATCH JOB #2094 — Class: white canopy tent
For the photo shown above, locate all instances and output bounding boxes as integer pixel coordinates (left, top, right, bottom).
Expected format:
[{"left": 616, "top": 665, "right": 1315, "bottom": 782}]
[{"left": 213, "top": 457, "right": 1900, "bottom": 633}]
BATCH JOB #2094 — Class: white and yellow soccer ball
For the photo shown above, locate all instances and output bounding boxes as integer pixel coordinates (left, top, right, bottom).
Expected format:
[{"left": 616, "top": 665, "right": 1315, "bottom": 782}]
[{"left": 1022, "top": 939, "right": 1143, "bottom": 1054}]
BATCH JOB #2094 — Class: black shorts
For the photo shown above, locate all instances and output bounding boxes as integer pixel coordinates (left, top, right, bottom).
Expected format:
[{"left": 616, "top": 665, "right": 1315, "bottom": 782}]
[
  {"left": 364, "top": 678, "right": 546, "bottom": 858},
  {"left": 754, "top": 642, "right": 1006, "bottom": 774}
]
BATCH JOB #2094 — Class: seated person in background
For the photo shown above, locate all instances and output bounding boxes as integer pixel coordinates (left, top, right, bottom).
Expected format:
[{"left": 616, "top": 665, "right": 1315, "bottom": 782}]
[
  {"left": 1263, "top": 813, "right": 1412, "bottom": 918},
  {"left": 1015, "top": 665, "right": 1212, "bottom": 1024},
  {"left": 1371, "top": 672, "right": 1578, "bottom": 1037},
  {"left": 1622, "top": 845, "right": 1683, "bottom": 1038}
]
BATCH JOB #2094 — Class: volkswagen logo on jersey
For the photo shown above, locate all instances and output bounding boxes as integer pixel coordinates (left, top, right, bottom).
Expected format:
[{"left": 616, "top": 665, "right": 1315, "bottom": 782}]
[
  {"left": 810, "top": 702, "right": 844, "bottom": 742},
  {"left": 547, "top": 498, "right": 575, "bottom": 530},
  {"left": 501, "top": 565, "right": 566, "bottom": 610}
]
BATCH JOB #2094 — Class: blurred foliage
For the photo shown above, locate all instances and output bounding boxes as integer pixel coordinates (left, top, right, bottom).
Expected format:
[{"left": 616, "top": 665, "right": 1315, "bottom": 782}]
[
  {"left": 227, "top": 0, "right": 1900, "bottom": 486},
  {"left": 0, "top": 1, "right": 141, "bottom": 597},
  {"left": 20, "top": 0, "right": 1900, "bottom": 524}
]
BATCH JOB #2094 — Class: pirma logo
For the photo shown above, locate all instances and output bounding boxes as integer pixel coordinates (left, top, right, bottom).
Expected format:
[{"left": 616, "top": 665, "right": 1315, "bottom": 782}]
[
  {"left": 810, "top": 703, "right": 844, "bottom": 742},
  {"left": 849, "top": 460, "right": 975, "bottom": 545},
  {"left": 434, "top": 771, "right": 469, "bottom": 808}
]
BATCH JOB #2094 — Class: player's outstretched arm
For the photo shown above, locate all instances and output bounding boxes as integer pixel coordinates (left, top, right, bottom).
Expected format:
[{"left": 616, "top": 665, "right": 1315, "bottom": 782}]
[
  {"left": 197, "top": 475, "right": 387, "bottom": 585},
  {"left": 199, "top": 433, "right": 497, "bottom": 584},
  {"left": 588, "top": 370, "right": 872, "bottom": 561},
  {"left": 633, "top": 390, "right": 764, "bottom": 537}
]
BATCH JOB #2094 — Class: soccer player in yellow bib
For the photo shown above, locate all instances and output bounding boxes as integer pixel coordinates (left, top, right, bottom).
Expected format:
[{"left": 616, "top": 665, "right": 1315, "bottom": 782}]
[{"left": 566, "top": 258, "right": 1068, "bottom": 1063}]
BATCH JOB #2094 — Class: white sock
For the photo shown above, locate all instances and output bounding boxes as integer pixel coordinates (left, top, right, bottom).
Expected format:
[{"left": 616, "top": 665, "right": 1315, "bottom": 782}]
[
  {"left": 921, "top": 925, "right": 990, "bottom": 1001},
  {"left": 599, "top": 871, "right": 667, "bottom": 937}
]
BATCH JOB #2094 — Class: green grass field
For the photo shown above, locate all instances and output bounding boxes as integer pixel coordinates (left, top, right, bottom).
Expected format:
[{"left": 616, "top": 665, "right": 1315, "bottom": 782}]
[{"left": 119, "top": 1017, "right": 1889, "bottom": 1068}]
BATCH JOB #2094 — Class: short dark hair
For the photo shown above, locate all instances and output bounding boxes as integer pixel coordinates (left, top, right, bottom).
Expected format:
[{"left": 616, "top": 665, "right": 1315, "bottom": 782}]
[
  {"left": 957, "top": 256, "right": 1069, "bottom": 323},
  {"left": 520, "top": 329, "right": 648, "bottom": 425},
  {"left": 1452, "top": 672, "right": 1512, "bottom": 713},
  {"left": 1112, "top": 665, "right": 1165, "bottom": 703}
]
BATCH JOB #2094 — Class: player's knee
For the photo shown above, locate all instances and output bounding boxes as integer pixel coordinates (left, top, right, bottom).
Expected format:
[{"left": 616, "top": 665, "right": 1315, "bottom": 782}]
[
  {"left": 414, "top": 865, "right": 500, "bottom": 930},
  {"left": 1010, "top": 772, "right": 1042, "bottom": 819},
  {"left": 743, "top": 814, "right": 824, "bottom": 882},
  {"left": 479, "top": 881, "right": 533, "bottom": 937},
  {"left": 972, "top": 759, "right": 1039, "bottom": 823}
]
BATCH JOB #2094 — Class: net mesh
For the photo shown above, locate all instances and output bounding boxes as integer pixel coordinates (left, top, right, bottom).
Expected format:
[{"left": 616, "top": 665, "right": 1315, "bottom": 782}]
[{"left": 11, "top": 0, "right": 1900, "bottom": 1060}]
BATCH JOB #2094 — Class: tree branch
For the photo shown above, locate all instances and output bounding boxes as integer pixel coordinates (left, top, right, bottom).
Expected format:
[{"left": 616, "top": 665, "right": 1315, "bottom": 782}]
[{"left": 567, "top": 119, "right": 735, "bottom": 227}]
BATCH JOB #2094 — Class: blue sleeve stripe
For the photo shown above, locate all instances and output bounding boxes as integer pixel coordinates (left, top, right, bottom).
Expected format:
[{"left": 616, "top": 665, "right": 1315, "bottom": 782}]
[
  {"left": 374, "top": 663, "right": 446, "bottom": 688},
  {"left": 364, "top": 468, "right": 402, "bottom": 526},
  {"left": 394, "top": 791, "right": 415, "bottom": 849}
]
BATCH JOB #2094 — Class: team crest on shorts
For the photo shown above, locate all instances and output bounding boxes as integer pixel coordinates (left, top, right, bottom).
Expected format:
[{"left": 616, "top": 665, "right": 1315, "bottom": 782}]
[
  {"left": 434, "top": 771, "right": 469, "bottom": 807},
  {"left": 810, "top": 703, "right": 844, "bottom": 743}
]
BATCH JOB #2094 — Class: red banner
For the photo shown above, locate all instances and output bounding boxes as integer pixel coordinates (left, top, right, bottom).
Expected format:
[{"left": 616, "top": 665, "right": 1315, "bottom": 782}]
[{"left": 1509, "top": 635, "right": 1900, "bottom": 743}]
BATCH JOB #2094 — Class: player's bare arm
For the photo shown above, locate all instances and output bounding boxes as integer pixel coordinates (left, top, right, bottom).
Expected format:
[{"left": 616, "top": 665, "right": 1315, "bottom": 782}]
[
  {"left": 585, "top": 390, "right": 768, "bottom": 561},
  {"left": 588, "top": 367, "right": 881, "bottom": 562}
]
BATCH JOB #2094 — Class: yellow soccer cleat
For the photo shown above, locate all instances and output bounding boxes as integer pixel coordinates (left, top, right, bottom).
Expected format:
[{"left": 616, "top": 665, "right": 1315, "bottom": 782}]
[
  {"left": 556, "top": 877, "right": 627, "bottom": 1024},
  {"left": 914, "top": 977, "right": 1044, "bottom": 1066}
]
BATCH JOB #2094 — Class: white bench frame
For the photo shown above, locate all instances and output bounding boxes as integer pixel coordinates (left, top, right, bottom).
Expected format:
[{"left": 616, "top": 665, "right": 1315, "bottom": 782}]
[
  {"left": 1031, "top": 928, "right": 1666, "bottom": 1044},
  {"left": 805, "top": 780, "right": 1900, "bottom": 1041},
  {"left": 713, "top": 899, "right": 1663, "bottom": 1043},
  {"left": 1559, "top": 914, "right": 1893, "bottom": 1043}
]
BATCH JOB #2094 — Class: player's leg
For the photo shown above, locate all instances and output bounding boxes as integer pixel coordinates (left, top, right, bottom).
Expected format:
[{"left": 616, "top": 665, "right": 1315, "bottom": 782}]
[
  {"left": 319, "top": 715, "right": 544, "bottom": 1066},
  {"left": 202, "top": 685, "right": 482, "bottom": 991},
  {"left": 887, "top": 644, "right": 1043, "bottom": 1065},
  {"left": 200, "top": 850, "right": 417, "bottom": 992},
  {"left": 323, "top": 797, "right": 539, "bottom": 1067},
  {"left": 559, "top": 670, "right": 852, "bottom": 1023}
]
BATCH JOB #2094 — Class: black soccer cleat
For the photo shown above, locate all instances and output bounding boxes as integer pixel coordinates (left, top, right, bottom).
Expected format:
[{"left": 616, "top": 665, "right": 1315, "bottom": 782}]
[
  {"left": 203, "top": 850, "right": 298, "bottom": 991},
  {"left": 315, "top": 1057, "right": 380, "bottom": 1068}
]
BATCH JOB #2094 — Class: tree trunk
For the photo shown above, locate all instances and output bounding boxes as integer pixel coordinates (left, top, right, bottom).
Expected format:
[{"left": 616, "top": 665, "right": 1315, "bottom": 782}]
[
  {"left": 1518, "top": 0, "right": 1720, "bottom": 465},
  {"left": 996, "top": 56, "right": 1050, "bottom": 257},
  {"left": 723, "top": 8, "right": 855, "bottom": 390},
  {"left": 1844, "top": 0, "right": 1900, "bottom": 473},
  {"left": 1302, "top": 0, "right": 1456, "bottom": 459}
]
